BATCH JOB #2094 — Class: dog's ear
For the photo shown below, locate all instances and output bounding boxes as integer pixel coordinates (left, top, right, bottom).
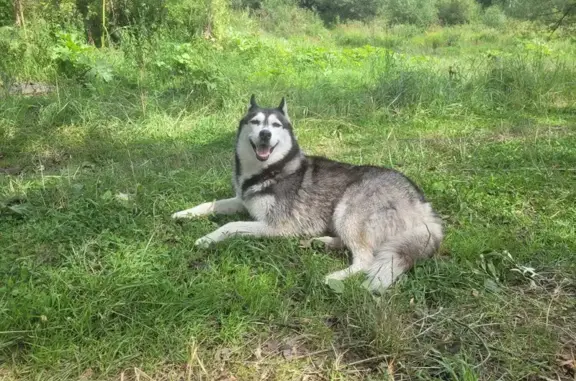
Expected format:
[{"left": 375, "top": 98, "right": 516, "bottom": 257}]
[
  {"left": 249, "top": 94, "right": 258, "bottom": 110},
  {"left": 278, "top": 97, "right": 288, "bottom": 117}
]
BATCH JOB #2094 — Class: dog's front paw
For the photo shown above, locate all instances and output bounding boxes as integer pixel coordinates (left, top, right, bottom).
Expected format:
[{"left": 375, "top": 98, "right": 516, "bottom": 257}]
[
  {"left": 195, "top": 235, "right": 214, "bottom": 248},
  {"left": 324, "top": 268, "right": 350, "bottom": 282},
  {"left": 172, "top": 210, "right": 193, "bottom": 219},
  {"left": 172, "top": 202, "right": 213, "bottom": 219}
]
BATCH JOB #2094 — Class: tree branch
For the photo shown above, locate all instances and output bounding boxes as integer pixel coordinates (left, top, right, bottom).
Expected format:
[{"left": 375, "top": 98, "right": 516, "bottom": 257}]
[{"left": 550, "top": 2, "right": 576, "bottom": 36}]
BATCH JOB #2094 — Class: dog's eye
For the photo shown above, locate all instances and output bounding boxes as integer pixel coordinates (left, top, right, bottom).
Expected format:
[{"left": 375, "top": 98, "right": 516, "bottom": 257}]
[
  {"left": 250, "top": 120, "right": 260, "bottom": 125},
  {"left": 272, "top": 122, "right": 282, "bottom": 128}
]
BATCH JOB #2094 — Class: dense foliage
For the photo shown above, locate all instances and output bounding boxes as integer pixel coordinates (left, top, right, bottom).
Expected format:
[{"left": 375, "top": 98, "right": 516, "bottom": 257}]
[
  {"left": 437, "top": 0, "right": 480, "bottom": 25},
  {"left": 1, "top": 0, "right": 575, "bottom": 35}
]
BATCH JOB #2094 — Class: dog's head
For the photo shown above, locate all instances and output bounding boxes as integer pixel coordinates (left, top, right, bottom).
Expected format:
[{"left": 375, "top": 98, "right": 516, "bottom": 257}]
[{"left": 236, "top": 95, "right": 295, "bottom": 165}]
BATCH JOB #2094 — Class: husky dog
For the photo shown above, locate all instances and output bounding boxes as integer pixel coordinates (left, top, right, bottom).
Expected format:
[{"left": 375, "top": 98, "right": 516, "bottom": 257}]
[{"left": 172, "top": 96, "right": 443, "bottom": 292}]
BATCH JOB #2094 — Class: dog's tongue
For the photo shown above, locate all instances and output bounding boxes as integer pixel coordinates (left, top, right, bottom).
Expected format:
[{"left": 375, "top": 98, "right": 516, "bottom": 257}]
[{"left": 256, "top": 145, "right": 271, "bottom": 160}]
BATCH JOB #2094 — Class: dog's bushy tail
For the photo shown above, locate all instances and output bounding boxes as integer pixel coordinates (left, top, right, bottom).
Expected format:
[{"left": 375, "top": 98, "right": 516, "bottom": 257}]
[{"left": 363, "top": 223, "right": 443, "bottom": 292}]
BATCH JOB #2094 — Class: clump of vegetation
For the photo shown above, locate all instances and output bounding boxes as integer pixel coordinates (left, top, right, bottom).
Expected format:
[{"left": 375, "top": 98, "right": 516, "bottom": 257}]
[
  {"left": 482, "top": 5, "right": 508, "bottom": 28},
  {"left": 299, "top": 0, "right": 382, "bottom": 23},
  {"left": 437, "top": 0, "right": 480, "bottom": 25},
  {"left": 384, "top": 0, "right": 439, "bottom": 26}
]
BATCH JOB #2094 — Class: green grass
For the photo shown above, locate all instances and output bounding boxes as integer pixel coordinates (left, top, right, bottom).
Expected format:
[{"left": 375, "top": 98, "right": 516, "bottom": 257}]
[{"left": 1, "top": 17, "right": 576, "bottom": 381}]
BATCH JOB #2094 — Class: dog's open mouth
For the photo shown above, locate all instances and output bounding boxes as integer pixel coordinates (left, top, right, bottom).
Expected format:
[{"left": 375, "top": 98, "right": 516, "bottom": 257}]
[{"left": 250, "top": 141, "right": 277, "bottom": 161}]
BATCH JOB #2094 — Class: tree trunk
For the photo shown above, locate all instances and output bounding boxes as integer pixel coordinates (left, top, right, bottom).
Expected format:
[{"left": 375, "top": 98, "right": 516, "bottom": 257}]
[{"left": 14, "top": 0, "right": 25, "bottom": 27}]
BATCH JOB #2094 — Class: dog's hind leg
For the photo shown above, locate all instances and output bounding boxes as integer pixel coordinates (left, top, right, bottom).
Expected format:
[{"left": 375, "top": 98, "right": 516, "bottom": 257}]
[
  {"left": 314, "top": 236, "right": 344, "bottom": 249},
  {"left": 324, "top": 247, "right": 373, "bottom": 282},
  {"left": 362, "top": 249, "right": 407, "bottom": 293},
  {"left": 172, "top": 197, "right": 244, "bottom": 219},
  {"left": 195, "top": 221, "right": 277, "bottom": 248},
  {"left": 301, "top": 236, "right": 344, "bottom": 250},
  {"left": 363, "top": 223, "right": 442, "bottom": 293}
]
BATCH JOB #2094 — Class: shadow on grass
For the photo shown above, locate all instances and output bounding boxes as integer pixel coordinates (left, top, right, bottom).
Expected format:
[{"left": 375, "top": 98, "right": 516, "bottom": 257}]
[
  {"left": 0, "top": 85, "right": 237, "bottom": 173},
  {"left": 0, "top": 84, "right": 239, "bottom": 272}
]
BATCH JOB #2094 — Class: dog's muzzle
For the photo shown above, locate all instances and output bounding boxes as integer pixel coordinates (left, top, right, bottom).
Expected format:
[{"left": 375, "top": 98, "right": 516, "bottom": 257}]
[{"left": 250, "top": 140, "right": 277, "bottom": 162}]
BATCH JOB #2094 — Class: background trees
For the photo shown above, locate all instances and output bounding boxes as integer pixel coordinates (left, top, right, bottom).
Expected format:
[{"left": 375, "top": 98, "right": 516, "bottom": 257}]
[{"left": 1, "top": 0, "right": 574, "bottom": 40}]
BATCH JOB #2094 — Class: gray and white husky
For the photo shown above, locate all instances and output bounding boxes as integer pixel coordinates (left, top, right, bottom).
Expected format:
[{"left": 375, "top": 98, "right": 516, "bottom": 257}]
[{"left": 172, "top": 96, "right": 443, "bottom": 292}]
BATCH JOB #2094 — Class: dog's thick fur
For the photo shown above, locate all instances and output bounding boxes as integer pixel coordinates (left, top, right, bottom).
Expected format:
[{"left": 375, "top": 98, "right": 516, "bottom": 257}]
[{"left": 172, "top": 96, "right": 443, "bottom": 291}]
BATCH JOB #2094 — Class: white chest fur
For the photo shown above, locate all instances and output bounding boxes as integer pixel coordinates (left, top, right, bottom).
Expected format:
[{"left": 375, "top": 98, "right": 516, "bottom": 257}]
[{"left": 242, "top": 194, "right": 276, "bottom": 222}]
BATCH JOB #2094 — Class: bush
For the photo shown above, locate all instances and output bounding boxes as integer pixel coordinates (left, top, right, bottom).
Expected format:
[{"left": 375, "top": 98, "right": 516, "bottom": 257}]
[
  {"left": 496, "top": 0, "right": 576, "bottom": 25},
  {"left": 164, "top": 0, "right": 230, "bottom": 40},
  {"left": 496, "top": 0, "right": 541, "bottom": 20},
  {"left": 253, "top": 3, "right": 326, "bottom": 36},
  {"left": 50, "top": 31, "right": 115, "bottom": 84},
  {"left": 383, "top": 0, "right": 438, "bottom": 27},
  {"left": 0, "top": 0, "right": 12, "bottom": 26},
  {"left": 299, "top": 0, "right": 383, "bottom": 24},
  {"left": 152, "top": 41, "right": 231, "bottom": 98},
  {"left": 436, "top": 0, "right": 480, "bottom": 25},
  {"left": 482, "top": 5, "right": 507, "bottom": 28}
]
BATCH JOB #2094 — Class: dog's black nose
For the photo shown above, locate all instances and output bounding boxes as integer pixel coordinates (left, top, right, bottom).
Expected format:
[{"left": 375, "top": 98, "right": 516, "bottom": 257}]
[{"left": 259, "top": 130, "right": 272, "bottom": 141}]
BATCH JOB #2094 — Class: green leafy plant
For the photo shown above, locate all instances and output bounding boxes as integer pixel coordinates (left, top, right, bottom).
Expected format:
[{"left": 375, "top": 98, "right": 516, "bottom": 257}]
[
  {"left": 50, "top": 31, "right": 113, "bottom": 83},
  {"left": 437, "top": 0, "right": 480, "bottom": 25},
  {"left": 154, "top": 42, "right": 230, "bottom": 95},
  {"left": 384, "top": 0, "right": 439, "bottom": 26},
  {"left": 482, "top": 5, "right": 507, "bottom": 28},
  {"left": 299, "top": 0, "right": 382, "bottom": 24}
]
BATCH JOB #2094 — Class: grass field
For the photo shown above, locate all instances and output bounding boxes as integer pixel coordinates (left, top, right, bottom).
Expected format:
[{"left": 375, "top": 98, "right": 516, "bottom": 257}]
[{"left": 1, "top": 16, "right": 576, "bottom": 380}]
